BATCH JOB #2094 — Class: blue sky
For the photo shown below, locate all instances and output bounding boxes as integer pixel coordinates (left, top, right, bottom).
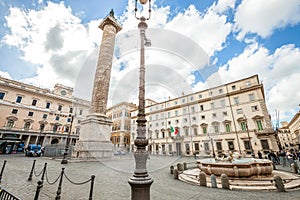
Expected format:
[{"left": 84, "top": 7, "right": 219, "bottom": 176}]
[{"left": 0, "top": 0, "right": 300, "bottom": 124}]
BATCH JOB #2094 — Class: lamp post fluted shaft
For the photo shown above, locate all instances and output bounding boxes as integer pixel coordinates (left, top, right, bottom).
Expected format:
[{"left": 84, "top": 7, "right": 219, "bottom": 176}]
[{"left": 128, "top": 15, "right": 153, "bottom": 200}]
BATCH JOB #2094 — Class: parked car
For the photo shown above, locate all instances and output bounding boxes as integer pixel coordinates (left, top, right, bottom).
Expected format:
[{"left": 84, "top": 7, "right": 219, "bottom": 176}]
[
  {"left": 25, "top": 144, "right": 42, "bottom": 157},
  {"left": 17, "top": 143, "right": 25, "bottom": 152},
  {"left": 114, "top": 150, "right": 126, "bottom": 156}
]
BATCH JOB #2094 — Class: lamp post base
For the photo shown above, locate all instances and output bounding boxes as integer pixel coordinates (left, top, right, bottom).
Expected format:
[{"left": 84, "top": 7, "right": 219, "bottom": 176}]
[
  {"left": 128, "top": 150, "right": 153, "bottom": 200},
  {"left": 61, "top": 159, "right": 68, "bottom": 164},
  {"left": 128, "top": 176, "right": 153, "bottom": 200},
  {"left": 61, "top": 152, "right": 68, "bottom": 164}
]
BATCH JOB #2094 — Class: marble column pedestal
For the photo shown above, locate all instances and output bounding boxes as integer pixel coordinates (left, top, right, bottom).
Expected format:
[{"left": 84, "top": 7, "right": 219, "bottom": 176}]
[{"left": 74, "top": 113, "right": 113, "bottom": 159}]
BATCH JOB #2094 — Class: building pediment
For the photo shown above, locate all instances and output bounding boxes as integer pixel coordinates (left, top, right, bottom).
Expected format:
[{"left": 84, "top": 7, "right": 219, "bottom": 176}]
[
  {"left": 252, "top": 115, "right": 263, "bottom": 120},
  {"left": 223, "top": 120, "right": 231, "bottom": 124},
  {"left": 237, "top": 117, "right": 245, "bottom": 122},
  {"left": 24, "top": 119, "right": 34, "bottom": 123},
  {"left": 200, "top": 123, "right": 207, "bottom": 127},
  {"left": 6, "top": 116, "right": 18, "bottom": 121},
  {"left": 39, "top": 120, "right": 48, "bottom": 124}
]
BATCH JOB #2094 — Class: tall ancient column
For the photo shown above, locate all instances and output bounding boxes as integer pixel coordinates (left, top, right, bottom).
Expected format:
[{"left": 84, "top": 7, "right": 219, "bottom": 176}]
[
  {"left": 91, "top": 10, "right": 122, "bottom": 115},
  {"left": 74, "top": 10, "right": 122, "bottom": 159}
]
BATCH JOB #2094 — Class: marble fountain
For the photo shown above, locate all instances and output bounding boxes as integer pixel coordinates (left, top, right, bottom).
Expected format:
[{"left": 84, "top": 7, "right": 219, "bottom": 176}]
[
  {"left": 197, "top": 152, "right": 273, "bottom": 177},
  {"left": 177, "top": 152, "right": 300, "bottom": 191}
]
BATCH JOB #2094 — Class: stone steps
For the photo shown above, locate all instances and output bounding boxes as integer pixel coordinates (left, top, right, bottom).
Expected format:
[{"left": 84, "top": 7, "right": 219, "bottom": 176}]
[{"left": 178, "top": 168, "right": 300, "bottom": 191}]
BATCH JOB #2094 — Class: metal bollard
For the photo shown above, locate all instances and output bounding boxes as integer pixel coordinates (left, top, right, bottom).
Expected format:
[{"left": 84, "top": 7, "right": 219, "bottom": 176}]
[
  {"left": 0, "top": 160, "right": 7, "bottom": 183},
  {"left": 89, "top": 175, "right": 95, "bottom": 200},
  {"left": 28, "top": 159, "right": 36, "bottom": 181},
  {"left": 221, "top": 174, "right": 230, "bottom": 189},
  {"left": 170, "top": 166, "right": 174, "bottom": 174},
  {"left": 40, "top": 163, "right": 47, "bottom": 184},
  {"left": 34, "top": 180, "right": 43, "bottom": 200},
  {"left": 173, "top": 169, "right": 179, "bottom": 179},
  {"left": 294, "top": 160, "right": 300, "bottom": 174},
  {"left": 183, "top": 162, "right": 187, "bottom": 170},
  {"left": 273, "top": 176, "right": 285, "bottom": 192},
  {"left": 199, "top": 172, "right": 207, "bottom": 187},
  {"left": 177, "top": 163, "right": 183, "bottom": 172},
  {"left": 210, "top": 174, "right": 217, "bottom": 188},
  {"left": 55, "top": 168, "right": 65, "bottom": 200}
]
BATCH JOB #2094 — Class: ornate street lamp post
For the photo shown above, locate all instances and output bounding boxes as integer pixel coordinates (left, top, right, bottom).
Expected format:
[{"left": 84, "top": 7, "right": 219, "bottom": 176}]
[
  {"left": 128, "top": 1, "right": 153, "bottom": 199},
  {"left": 61, "top": 114, "right": 74, "bottom": 164}
]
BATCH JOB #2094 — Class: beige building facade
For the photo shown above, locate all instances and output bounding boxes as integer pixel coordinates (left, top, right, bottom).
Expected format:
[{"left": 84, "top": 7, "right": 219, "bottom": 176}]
[
  {"left": 288, "top": 111, "right": 300, "bottom": 147},
  {"left": 277, "top": 121, "right": 294, "bottom": 150},
  {"left": 0, "top": 76, "right": 90, "bottom": 153},
  {"left": 130, "top": 75, "right": 279, "bottom": 157},
  {"left": 106, "top": 102, "right": 137, "bottom": 150},
  {"left": 278, "top": 111, "right": 300, "bottom": 150}
]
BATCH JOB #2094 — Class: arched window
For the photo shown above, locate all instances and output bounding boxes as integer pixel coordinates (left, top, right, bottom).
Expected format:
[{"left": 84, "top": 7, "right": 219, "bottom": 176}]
[
  {"left": 24, "top": 122, "right": 31, "bottom": 129},
  {"left": 51, "top": 138, "right": 59, "bottom": 144},
  {"left": 6, "top": 120, "right": 14, "bottom": 128}
]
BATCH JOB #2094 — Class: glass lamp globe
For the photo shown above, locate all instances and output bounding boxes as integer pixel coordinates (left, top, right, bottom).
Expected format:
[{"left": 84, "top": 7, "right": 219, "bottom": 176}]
[{"left": 139, "top": 0, "right": 148, "bottom": 4}]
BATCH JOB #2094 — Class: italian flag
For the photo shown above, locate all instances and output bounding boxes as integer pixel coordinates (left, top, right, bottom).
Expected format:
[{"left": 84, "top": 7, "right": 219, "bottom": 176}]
[
  {"left": 174, "top": 127, "right": 179, "bottom": 135},
  {"left": 170, "top": 126, "right": 174, "bottom": 133},
  {"left": 170, "top": 126, "right": 179, "bottom": 135}
]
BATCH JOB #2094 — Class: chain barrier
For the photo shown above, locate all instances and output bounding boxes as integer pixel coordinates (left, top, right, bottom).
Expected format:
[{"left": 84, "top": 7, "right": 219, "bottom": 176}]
[
  {"left": 63, "top": 172, "right": 92, "bottom": 185},
  {"left": 45, "top": 168, "right": 62, "bottom": 185},
  {"left": 25, "top": 161, "right": 95, "bottom": 200},
  {"left": 33, "top": 166, "right": 44, "bottom": 177}
]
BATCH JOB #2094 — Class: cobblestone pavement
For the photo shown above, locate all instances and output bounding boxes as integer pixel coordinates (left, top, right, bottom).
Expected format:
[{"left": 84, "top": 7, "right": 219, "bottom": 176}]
[{"left": 0, "top": 154, "right": 300, "bottom": 200}]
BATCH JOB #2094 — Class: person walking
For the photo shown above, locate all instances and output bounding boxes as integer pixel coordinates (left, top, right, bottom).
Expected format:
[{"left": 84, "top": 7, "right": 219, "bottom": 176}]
[
  {"left": 280, "top": 150, "right": 287, "bottom": 167},
  {"left": 287, "top": 150, "right": 294, "bottom": 166}
]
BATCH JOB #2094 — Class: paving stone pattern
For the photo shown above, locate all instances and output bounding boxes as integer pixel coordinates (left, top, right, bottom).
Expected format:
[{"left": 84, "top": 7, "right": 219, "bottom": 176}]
[{"left": 0, "top": 154, "right": 300, "bottom": 200}]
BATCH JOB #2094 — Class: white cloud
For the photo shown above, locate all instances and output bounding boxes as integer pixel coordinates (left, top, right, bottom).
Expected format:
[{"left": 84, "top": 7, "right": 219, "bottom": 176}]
[
  {"left": 267, "top": 73, "right": 300, "bottom": 120},
  {"left": 234, "top": 0, "right": 300, "bottom": 39},
  {"left": 3, "top": 2, "right": 99, "bottom": 88},
  {"left": 216, "top": 43, "right": 300, "bottom": 122},
  {"left": 165, "top": 4, "right": 232, "bottom": 56},
  {"left": 0, "top": 71, "right": 12, "bottom": 79},
  {"left": 212, "top": 0, "right": 237, "bottom": 14}
]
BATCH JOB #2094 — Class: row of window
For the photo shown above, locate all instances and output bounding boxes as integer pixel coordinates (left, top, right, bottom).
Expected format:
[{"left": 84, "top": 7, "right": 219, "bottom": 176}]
[
  {"left": 147, "top": 109, "right": 259, "bottom": 128},
  {"left": 0, "top": 92, "right": 75, "bottom": 113},
  {"left": 148, "top": 83, "right": 252, "bottom": 113},
  {"left": 148, "top": 105, "right": 258, "bottom": 121},
  {"left": 151, "top": 139, "right": 269, "bottom": 154},
  {"left": 10, "top": 108, "right": 72, "bottom": 122},
  {"left": 148, "top": 93, "right": 256, "bottom": 113},
  {"left": 110, "top": 111, "right": 131, "bottom": 119},
  {"left": 5, "top": 120, "right": 78, "bottom": 134},
  {"left": 146, "top": 120, "right": 264, "bottom": 139}
]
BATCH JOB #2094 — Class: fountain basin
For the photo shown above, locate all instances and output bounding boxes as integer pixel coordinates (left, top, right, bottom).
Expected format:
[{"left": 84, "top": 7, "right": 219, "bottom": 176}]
[{"left": 197, "top": 158, "right": 273, "bottom": 177}]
